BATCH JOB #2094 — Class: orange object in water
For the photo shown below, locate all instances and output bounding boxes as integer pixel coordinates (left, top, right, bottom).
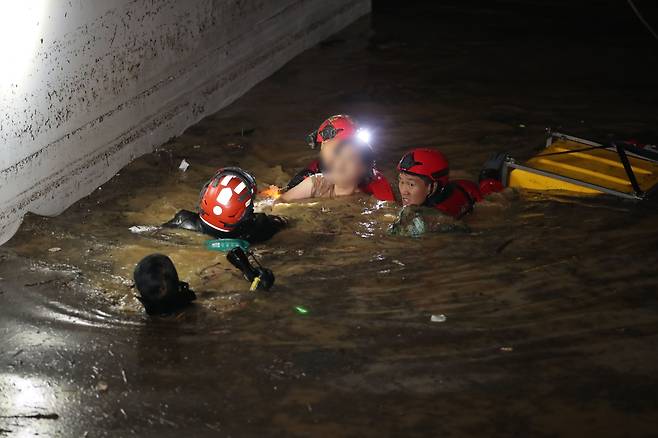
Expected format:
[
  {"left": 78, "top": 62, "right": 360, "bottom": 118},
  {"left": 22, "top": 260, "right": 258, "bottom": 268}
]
[{"left": 259, "top": 185, "right": 282, "bottom": 199}]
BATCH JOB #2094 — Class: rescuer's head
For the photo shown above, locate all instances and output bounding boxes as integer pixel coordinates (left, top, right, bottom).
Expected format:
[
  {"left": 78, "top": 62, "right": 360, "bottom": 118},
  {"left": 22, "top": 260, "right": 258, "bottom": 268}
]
[
  {"left": 306, "top": 115, "right": 359, "bottom": 168},
  {"left": 134, "top": 254, "right": 196, "bottom": 315},
  {"left": 198, "top": 167, "right": 257, "bottom": 233},
  {"left": 397, "top": 148, "right": 450, "bottom": 206}
]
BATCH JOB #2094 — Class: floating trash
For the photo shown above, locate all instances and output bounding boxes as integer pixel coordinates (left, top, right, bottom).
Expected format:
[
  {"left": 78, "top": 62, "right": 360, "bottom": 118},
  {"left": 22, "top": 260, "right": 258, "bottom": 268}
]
[
  {"left": 294, "top": 306, "right": 309, "bottom": 315},
  {"left": 178, "top": 159, "right": 190, "bottom": 171},
  {"left": 48, "top": 247, "right": 62, "bottom": 253},
  {"left": 129, "top": 225, "right": 159, "bottom": 234},
  {"left": 430, "top": 314, "right": 447, "bottom": 323}
]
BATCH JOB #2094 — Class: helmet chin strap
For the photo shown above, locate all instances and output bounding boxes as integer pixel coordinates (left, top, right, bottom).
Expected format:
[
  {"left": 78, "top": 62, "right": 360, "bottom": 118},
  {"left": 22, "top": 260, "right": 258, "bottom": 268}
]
[
  {"left": 425, "top": 181, "right": 447, "bottom": 203},
  {"left": 428, "top": 181, "right": 440, "bottom": 198}
]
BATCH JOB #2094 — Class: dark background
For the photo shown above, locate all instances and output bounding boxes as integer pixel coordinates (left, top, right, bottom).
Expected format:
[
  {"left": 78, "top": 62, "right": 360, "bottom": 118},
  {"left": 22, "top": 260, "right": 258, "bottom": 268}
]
[{"left": 372, "top": 0, "right": 658, "bottom": 48}]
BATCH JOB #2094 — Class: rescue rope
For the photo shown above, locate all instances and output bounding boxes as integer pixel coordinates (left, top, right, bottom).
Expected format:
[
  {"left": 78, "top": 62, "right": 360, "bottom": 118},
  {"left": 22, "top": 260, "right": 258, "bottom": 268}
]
[{"left": 627, "top": 0, "right": 658, "bottom": 41}]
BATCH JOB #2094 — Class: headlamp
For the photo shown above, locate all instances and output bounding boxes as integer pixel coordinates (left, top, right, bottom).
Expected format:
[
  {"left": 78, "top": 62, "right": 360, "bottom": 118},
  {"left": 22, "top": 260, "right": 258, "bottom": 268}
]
[{"left": 355, "top": 128, "right": 372, "bottom": 144}]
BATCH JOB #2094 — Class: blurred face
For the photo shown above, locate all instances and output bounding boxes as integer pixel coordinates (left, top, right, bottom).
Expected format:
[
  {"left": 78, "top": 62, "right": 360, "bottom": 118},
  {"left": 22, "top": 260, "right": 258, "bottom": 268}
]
[
  {"left": 398, "top": 172, "right": 433, "bottom": 206},
  {"left": 328, "top": 142, "right": 366, "bottom": 187},
  {"left": 320, "top": 137, "right": 340, "bottom": 168}
]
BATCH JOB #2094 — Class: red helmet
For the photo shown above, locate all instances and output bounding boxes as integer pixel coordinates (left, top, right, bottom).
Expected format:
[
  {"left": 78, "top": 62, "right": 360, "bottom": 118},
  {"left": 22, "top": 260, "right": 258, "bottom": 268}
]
[
  {"left": 307, "top": 115, "right": 358, "bottom": 148},
  {"left": 397, "top": 148, "right": 450, "bottom": 186},
  {"left": 198, "top": 167, "right": 256, "bottom": 232}
]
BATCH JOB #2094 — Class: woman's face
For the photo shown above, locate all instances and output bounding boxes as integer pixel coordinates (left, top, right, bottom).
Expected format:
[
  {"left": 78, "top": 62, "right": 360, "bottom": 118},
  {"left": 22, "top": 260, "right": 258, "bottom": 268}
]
[
  {"left": 398, "top": 172, "right": 433, "bottom": 206},
  {"left": 328, "top": 142, "right": 366, "bottom": 187}
]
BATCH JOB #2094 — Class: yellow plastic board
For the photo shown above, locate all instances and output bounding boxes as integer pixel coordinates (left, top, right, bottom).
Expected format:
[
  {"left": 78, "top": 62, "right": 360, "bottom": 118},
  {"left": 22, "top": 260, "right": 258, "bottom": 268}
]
[{"left": 508, "top": 138, "right": 658, "bottom": 196}]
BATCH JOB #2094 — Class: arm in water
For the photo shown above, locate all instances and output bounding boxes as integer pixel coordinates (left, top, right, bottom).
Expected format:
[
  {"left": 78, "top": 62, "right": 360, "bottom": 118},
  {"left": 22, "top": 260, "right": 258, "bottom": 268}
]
[
  {"left": 389, "top": 205, "right": 470, "bottom": 237},
  {"left": 163, "top": 209, "right": 287, "bottom": 243},
  {"left": 285, "top": 166, "right": 318, "bottom": 191},
  {"left": 279, "top": 176, "right": 315, "bottom": 202}
]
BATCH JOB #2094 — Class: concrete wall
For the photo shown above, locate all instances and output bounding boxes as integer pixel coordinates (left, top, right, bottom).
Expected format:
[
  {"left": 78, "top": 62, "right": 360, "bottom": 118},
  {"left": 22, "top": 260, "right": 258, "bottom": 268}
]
[{"left": 0, "top": 0, "right": 371, "bottom": 245}]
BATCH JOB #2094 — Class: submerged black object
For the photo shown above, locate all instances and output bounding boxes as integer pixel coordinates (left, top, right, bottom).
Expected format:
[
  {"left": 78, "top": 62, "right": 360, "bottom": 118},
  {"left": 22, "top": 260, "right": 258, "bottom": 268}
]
[
  {"left": 133, "top": 254, "right": 196, "bottom": 315},
  {"left": 226, "top": 247, "right": 275, "bottom": 291},
  {"left": 479, "top": 152, "right": 508, "bottom": 183}
]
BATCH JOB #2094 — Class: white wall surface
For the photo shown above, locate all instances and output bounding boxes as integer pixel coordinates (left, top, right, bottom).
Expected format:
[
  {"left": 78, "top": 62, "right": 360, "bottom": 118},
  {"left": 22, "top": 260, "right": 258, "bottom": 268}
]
[{"left": 0, "top": 0, "right": 371, "bottom": 244}]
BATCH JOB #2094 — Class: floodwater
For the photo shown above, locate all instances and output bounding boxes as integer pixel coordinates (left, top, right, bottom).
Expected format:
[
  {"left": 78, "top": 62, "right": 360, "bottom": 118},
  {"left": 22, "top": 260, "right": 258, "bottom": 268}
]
[{"left": 2, "top": 1, "right": 658, "bottom": 436}]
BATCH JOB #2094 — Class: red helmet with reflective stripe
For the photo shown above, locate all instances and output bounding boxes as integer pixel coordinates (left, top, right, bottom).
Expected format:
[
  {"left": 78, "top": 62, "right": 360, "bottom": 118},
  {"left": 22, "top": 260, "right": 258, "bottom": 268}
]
[
  {"left": 307, "top": 115, "right": 358, "bottom": 148},
  {"left": 198, "top": 167, "right": 256, "bottom": 232},
  {"left": 397, "top": 148, "right": 450, "bottom": 186}
]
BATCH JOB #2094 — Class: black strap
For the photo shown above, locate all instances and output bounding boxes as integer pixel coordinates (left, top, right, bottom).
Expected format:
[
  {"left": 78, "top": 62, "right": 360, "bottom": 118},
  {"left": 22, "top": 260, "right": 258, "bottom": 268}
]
[
  {"left": 534, "top": 144, "right": 610, "bottom": 158},
  {"left": 614, "top": 142, "right": 643, "bottom": 195},
  {"left": 285, "top": 168, "right": 318, "bottom": 191},
  {"left": 453, "top": 184, "right": 475, "bottom": 218}
]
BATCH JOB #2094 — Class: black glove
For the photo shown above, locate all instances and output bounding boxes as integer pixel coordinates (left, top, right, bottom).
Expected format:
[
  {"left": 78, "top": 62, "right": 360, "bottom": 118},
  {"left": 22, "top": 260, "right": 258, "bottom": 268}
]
[
  {"left": 162, "top": 209, "right": 204, "bottom": 233},
  {"left": 226, "top": 247, "right": 275, "bottom": 291}
]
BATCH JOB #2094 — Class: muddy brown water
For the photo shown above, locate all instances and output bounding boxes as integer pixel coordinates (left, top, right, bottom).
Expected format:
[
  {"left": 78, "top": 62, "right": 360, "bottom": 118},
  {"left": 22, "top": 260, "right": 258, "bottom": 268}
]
[{"left": 2, "top": 1, "right": 658, "bottom": 437}]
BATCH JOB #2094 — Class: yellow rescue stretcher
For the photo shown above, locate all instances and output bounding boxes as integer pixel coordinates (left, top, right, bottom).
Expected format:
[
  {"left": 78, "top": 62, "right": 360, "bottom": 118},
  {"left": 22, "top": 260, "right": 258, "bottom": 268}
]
[{"left": 503, "top": 132, "right": 658, "bottom": 200}]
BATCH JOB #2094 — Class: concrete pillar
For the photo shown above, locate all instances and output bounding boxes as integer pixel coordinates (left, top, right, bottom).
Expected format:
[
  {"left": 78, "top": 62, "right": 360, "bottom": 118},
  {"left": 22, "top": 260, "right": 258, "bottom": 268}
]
[{"left": 0, "top": 0, "right": 371, "bottom": 244}]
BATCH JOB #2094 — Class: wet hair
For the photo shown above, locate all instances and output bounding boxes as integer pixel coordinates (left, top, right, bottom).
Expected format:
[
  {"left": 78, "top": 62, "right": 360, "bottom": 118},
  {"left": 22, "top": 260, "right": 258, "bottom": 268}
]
[
  {"left": 334, "top": 139, "right": 376, "bottom": 185},
  {"left": 133, "top": 254, "right": 196, "bottom": 315}
]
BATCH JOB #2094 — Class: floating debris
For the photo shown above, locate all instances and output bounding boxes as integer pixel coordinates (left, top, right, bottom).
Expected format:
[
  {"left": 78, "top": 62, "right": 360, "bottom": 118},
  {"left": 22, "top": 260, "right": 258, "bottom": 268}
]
[
  {"left": 0, "top": 413, "right": 59, "bottom": 420},
  {"left": 48, "top": 247, "right": 62, "bottom": 253},
  {"left": 178, "top": 159, "right": 190, "bottom": 171},
  {"left": 233, "top": 128, "right": 255, "bottom": 136},
  {"left": 430, "top": 314, "right": 447, "bottom": 323},
  {"left": 95, "top": 381, "right": 109, "bottom": 392},
  {"left": 496, "top": 238, "right": 515, "bottom": 254},
  {"left": 129, "top": 225, "right": 158, "bottom": 234},
  {"left": 499, "top": 346, "right": 514, "bottom": 352},
  {"left": 294, "top": 306, "right": 309, "bottom": 315}
]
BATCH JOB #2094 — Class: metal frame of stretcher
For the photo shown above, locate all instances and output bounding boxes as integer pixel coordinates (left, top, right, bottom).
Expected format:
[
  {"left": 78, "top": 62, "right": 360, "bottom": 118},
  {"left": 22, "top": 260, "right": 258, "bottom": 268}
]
[{"left": 501, "top": 131, "right": 658, "bottom": 201}]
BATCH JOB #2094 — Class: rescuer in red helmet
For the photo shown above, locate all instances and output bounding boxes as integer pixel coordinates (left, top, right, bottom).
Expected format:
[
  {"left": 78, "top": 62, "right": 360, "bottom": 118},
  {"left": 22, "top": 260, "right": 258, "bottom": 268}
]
[
  {"left": 283, "top": 114, "right": 395, "bottom": 202},
  {"left": 396, "top": 148, "right": 504, "bottom": 219},
  {"left": 163, "top": 167, "right": 287, "bottom": 243}
]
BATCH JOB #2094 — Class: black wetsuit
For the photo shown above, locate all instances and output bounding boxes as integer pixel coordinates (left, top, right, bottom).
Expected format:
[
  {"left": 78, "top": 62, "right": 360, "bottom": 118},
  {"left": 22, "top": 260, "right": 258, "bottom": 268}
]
[{"left": 162, "top": 210, "right": 287, "bottom": 243}]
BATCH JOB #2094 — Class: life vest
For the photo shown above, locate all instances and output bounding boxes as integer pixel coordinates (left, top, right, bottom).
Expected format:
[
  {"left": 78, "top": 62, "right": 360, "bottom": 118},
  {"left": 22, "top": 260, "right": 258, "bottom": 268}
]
[
  {"left": 360, "top": 169, "right": 396, "bottom": 202},
  {"left": 425, "top": 176, "right": 506, "bottom": 218},
  {"left": 453, "top": 179, "right": 482, "bottom": 203},
  {"left": 306, "top": 159, "right": 322, "bottom": 173},
  {"left": 478, "top": 177, "right": 505, "bottom": 197},
  {"left": 425, "top": 181, "right": 475, "bottom": 219}
]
